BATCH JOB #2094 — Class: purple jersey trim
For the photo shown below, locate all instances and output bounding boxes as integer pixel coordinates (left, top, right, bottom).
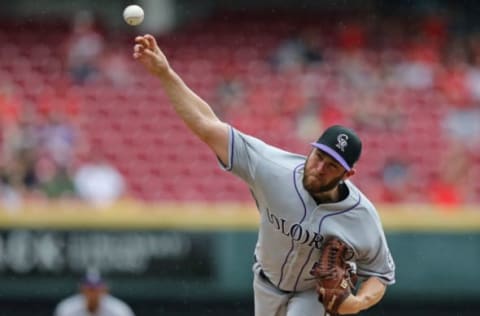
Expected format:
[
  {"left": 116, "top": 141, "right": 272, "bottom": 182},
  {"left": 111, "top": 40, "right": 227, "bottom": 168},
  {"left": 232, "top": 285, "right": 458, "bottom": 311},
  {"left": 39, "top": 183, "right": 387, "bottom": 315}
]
[
  {"left": 224, "top": 127, "right": 235, "bottom": 171},
  {"left": 294, "top": 246, "right": 316, "bottom": 290},
  {"left": 310, "top": 143, "right": 351, "bottom": 171},
  {"left": 277, "top": 163, "right": 306, "bottom": 289},
  {"left": 294, "top": 164, "right": 308, "bottom": 223},
  {"left": 316, "top": 195, "right": 361, "bottom": 232},
  {"left": 357, "top": 269, "right": 395, "bottom": 284},
  {"left": 292, "top": 195, "right": 361, "bottom": 291}
]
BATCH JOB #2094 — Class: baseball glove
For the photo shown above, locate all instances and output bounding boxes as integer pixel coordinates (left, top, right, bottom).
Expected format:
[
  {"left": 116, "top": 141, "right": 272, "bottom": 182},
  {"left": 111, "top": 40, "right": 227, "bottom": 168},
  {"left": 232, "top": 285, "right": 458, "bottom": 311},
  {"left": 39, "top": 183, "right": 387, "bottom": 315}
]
[{"left": 310, "top": 236, "right": 357, "bottom": 315}]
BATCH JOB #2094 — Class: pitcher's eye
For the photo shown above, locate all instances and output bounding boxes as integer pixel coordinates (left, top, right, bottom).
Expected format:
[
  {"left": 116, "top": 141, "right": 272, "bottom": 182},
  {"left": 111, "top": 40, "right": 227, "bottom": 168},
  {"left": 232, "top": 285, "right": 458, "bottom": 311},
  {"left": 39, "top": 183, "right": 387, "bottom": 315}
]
[
  {"left": 327, "top": 163, "right": 340, "bottom": 171},
  {"left": 316, "top": 152, "right": 340, "bottom": 170}
]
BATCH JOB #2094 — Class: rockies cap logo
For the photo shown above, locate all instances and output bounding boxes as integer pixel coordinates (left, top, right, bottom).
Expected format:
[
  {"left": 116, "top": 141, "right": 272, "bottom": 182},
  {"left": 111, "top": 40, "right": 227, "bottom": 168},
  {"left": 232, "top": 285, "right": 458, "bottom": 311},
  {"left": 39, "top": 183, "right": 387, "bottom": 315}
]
[
  {"left": 311, "top": 125, "right": 362, "bottom": 171},
  {"left": 335, "top": 134, "right": 349, "bottom": 152}
]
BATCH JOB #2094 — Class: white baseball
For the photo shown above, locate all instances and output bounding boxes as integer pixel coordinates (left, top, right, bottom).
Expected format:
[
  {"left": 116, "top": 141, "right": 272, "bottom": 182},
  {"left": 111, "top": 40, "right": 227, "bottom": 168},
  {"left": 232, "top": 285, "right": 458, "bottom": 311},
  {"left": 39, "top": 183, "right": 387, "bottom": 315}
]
[{"left": 123, "top": 5, "right": 144, "bottom": 26}]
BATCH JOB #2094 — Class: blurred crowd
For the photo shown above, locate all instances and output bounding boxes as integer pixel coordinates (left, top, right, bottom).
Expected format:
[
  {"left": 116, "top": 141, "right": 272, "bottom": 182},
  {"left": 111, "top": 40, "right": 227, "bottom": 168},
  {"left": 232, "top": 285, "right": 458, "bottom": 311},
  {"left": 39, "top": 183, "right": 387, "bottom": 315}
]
[
  {"left": 1, "top": 7, "right": 480, "bottom": 208},
  {"left": 0, "top": 11, "right": 126, "bottom": 210},
  {"left": 213, "top": 12, "right": 480, "bottom": 205},
  {"left": 0, "top": 81, "right": 125, "bottom": 210}
]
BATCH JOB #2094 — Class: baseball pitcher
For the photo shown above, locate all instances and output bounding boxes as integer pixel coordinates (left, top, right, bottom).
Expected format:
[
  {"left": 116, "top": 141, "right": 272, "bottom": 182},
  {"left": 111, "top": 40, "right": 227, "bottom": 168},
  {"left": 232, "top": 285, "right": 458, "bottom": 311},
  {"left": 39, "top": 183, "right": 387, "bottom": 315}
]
[{"left": 133, "top": 34, "right": 395, "bottom": 316}]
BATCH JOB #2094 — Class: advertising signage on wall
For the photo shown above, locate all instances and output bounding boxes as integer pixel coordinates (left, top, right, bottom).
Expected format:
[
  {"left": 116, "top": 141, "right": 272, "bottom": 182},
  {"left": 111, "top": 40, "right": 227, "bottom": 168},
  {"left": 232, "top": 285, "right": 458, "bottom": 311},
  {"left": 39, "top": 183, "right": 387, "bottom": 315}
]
[{"left": 0, "top": 230, "right": 214, "bottom": 278}]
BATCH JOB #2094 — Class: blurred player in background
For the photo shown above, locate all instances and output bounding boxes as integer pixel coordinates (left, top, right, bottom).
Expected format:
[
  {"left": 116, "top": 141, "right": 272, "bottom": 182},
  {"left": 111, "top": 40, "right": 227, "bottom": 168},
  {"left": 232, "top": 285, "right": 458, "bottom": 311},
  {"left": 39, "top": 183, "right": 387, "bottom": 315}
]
[
  {"left": 53, "top": 268, "right": 135, "bottom": 316},
  {"left": 132, "top": 34, "right": 395, "bottom": 316}
]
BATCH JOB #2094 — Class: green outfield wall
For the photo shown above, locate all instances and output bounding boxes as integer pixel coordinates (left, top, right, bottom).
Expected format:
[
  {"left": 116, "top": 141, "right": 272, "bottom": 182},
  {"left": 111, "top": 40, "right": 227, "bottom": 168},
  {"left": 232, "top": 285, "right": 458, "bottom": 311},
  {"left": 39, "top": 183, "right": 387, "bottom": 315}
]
[
  {"left": 0, "top": 229, "right": 478, "bottom": 303},
  {"left": 0, "top": 201, "right": 479, "bottom": 315}
]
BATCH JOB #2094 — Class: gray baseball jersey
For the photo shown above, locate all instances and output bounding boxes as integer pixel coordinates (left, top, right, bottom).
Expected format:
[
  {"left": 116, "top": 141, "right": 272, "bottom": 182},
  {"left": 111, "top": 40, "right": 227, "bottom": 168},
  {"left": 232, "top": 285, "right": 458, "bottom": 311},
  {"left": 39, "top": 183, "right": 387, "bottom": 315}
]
[
  {"left": 54, "top": 294, "right": 135, "bottom": 316},
  {"left": 221, "top": 127, "right": 395, "bottom": 316}
]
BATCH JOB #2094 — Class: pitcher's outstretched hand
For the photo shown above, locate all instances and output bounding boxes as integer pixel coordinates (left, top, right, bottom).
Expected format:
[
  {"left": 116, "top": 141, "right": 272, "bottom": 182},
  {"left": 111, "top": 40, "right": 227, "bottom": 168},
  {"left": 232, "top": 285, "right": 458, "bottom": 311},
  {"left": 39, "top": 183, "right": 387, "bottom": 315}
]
[{"left": 133, "top": 34, "right": 170, "bottom": 76}]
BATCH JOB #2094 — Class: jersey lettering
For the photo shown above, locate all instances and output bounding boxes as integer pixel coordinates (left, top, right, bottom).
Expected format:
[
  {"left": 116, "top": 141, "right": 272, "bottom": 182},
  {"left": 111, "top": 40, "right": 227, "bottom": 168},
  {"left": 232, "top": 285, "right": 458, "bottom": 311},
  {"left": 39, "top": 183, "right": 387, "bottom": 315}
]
[
  {"left": 267, "top": 207, "right": 282, "bottom": 230},
  {"left": 280, "top": 218, "right": 290, "bottom": 236},
  {"left": 308, "top": 232, "right": 323, "bottom": 249},
  {"left": 290, "top": 224, "right": 303, "bottom": 241},
  {"left": 266, "top": 208, "right": 322, "bottom": 249}
]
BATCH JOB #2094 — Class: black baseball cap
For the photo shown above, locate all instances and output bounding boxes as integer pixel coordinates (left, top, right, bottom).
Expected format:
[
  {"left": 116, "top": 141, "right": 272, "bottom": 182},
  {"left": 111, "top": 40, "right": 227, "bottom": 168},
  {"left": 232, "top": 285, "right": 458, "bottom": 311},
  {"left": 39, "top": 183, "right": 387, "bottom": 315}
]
[{"left": 310, "top": 125, "right": 362, "bottom": 171}]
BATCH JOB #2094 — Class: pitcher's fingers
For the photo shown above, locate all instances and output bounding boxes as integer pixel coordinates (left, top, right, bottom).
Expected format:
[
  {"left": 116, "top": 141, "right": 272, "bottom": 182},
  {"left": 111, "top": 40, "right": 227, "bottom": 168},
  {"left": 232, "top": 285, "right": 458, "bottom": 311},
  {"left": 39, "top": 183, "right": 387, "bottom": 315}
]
[
  {"left": 134, "top": 44, "right": 145, "bottom": 53},
  {"left": 133, "top": 48, "right": 156, "bottom": 60},
  {"left": 144, "top": 34, "right": 158, "bottom": 50},
  {"left": 141, "top": 48, "right": 157, "bottom": 58},
  {"left": 134, "top": 36, "right": 150, "bottom": 49}
]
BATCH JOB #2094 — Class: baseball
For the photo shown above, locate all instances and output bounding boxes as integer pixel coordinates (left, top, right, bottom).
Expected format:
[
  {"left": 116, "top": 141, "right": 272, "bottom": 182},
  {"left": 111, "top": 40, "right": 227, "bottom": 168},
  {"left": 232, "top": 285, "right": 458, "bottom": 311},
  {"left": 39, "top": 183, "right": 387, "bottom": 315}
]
[{"left": 123, "top": 5, "right": 144, "bottom": 26}]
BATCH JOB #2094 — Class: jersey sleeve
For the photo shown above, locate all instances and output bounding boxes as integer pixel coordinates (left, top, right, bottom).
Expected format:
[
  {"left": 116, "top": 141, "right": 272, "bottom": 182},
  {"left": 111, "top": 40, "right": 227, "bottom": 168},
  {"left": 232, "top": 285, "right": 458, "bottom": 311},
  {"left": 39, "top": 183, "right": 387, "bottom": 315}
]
[
  {"left": 356, "top": 233, "right": 396, "bottom": 285},
  {"left": 53, "top": 298, "right": 73, "bottom": 316},
  {"left": 120, "top": 304, "right": 135, "bottom": 316},
  {"left": 53, "top": 306, "right": 62, "bottom": 316},
  {"left": 218, "top": 127, "right": 269, "bottom": 186}
]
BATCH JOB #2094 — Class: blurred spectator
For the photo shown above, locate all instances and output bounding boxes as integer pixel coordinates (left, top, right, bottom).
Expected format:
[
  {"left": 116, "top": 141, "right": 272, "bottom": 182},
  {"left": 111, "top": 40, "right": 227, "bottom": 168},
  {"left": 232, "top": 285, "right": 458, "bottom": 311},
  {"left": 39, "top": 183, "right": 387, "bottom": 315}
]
[
  {"left": 63, "top": 10, "right": 104, "bottom": 85},
  {"left": 2, "top": 105, "right": 38, "bottom": 178},
  {"left": 54, "top": 268, "right": 135, "bottom": 316},
  {"left": 36, "top": 111, "right": 82, "bottom": 170},
  {"left": 392, "top": 56, "right": 436, "bottom": 91},
  {"left": 379, "top": 158, "right": 414, "bottom": 203},
  {"left": 349, "top": 93, "right": 405, "bottom": 133},
  {"left": 0, "top": 84, "right": 26, "bottom": 186},
  {"left": 270, "top": 29, "right": 323, "bottom": 72},
  {"left": 295, "top": 96, "right": 322, "bottom": 141},
  {"left": 436, "top": 39, "right": 470, "bottom": 107},
  {"left": 465, "top": 33, "right": 480, "bottom": 101},
  {"left": 0, "top": 157, "right": 24, "bottom": 211},
  {"left": 37, "top": 82, "right": 83, "bottom": 122},
  {"left": 442, "top": 105, "right": 480, "bottom": 151},
  {"left": 100, "top": 42, "right": 133, "bottom": 87},
  {"left": 214, "top": 74, "right": 245, "bottom": 119},
  {"left": 0, "top": 83, "right": 22, "bottom": 129},
  {"left": 0, "top": 101, "right": 38, "bottom": 206},
  {"left": 2, "top": 139, "right": 38, "bottom": 196},
  {"left": 35, "top": 154, "right": 75, "bottom": 200},
  {"left": 427, "top": 142, "right": 474, "bottom": 206},
  {"left": 73, "top": 152, "right": 125, "bottom": 208}
]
